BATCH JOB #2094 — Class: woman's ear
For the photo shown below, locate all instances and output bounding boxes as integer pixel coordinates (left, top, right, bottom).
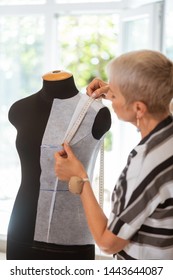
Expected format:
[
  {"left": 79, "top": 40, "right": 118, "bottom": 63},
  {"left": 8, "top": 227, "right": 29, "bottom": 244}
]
[{"left": 133, "top": 101, "right": 147, "bottom": 118}]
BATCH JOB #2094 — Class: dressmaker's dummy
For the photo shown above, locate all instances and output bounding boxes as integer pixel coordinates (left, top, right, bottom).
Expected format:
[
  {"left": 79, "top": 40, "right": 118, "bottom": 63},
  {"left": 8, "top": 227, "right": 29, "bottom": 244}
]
[{"left": 7, "top": 70, "right": 111, "bottom": 260}]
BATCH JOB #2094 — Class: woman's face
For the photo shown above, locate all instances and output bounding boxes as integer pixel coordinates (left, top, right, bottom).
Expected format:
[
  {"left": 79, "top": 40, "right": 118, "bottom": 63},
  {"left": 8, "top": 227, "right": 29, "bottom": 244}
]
[{"left": 106, "top": 81, "right": 135, "bottom": 122}]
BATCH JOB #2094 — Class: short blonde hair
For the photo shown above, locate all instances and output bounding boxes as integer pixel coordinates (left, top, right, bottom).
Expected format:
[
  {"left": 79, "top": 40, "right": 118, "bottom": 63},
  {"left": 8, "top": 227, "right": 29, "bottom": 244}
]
[{"left": 107, "top": 50, "right": 173, "bottom": 115}]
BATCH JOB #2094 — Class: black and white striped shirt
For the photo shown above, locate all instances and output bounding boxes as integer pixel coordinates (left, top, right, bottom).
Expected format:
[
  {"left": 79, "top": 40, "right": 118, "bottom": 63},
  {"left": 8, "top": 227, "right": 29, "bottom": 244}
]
[{"left": 108, "top": 116, "right": 173, "bottom": 259}]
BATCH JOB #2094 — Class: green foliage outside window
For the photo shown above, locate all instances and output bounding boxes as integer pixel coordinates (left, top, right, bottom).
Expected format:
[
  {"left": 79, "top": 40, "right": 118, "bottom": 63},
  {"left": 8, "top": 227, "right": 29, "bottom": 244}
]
[{"left": 58, "top": 14, "right": 118, "bottom": 87}]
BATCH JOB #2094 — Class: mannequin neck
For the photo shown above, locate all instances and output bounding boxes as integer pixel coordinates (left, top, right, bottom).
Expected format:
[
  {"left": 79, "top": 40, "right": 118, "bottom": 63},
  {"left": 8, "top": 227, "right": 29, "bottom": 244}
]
[{"left": 41, "top": 75, "right": 79, "bottom": 101}]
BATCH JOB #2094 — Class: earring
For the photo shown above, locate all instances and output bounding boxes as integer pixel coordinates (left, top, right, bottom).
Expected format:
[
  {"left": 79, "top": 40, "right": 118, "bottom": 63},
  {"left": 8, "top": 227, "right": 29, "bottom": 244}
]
[{"left": 136, "top": 116, "right": 140, "bottom": 132}]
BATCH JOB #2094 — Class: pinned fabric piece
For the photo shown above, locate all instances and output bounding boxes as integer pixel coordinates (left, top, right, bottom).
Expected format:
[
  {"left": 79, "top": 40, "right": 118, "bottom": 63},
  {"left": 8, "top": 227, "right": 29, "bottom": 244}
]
[{"left": 34, "top": 93, "right": 105, "bottom": 245}]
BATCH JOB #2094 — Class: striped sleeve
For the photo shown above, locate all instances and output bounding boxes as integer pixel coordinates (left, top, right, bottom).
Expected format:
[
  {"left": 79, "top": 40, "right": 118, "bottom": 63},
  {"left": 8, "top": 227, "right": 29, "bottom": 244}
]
[{"left": 108, "top": 135, "right": 173, "bottom": 240}]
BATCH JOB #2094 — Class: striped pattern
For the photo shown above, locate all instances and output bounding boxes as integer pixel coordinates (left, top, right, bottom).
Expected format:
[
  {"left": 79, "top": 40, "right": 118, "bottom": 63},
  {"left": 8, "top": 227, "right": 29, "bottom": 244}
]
[{"left": 108, "top": 116, "right": 173, "bottom": 259}]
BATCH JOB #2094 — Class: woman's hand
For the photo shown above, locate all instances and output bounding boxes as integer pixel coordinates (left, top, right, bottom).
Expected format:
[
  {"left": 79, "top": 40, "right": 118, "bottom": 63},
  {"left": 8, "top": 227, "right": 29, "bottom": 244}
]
[
  {"left": 86, "top": 78, "right": 109, "bottom": 99},
  {"left": 54, "top": 143, "right": 87, "bottom": 181}
]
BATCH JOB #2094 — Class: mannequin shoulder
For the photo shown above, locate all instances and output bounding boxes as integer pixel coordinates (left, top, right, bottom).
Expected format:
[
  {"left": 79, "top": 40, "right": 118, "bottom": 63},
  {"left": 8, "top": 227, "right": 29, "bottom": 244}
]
[
  {"left": 8, "top": 92, "right": 40, "bottom": 126},
  {"left": 92, "top": 105, "right": 111, "bottom": 140}
]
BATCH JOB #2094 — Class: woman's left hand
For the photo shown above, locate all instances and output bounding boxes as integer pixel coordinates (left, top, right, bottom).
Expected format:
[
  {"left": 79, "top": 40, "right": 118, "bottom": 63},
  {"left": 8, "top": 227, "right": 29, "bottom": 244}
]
[{"left": 54, "top": 142, "right": 87, "bottom": 181}]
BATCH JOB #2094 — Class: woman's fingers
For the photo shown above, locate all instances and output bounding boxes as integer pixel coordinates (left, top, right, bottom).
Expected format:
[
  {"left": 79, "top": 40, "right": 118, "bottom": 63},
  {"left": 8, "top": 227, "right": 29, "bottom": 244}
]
[
  {"left": 54, "top": 143, "right": 87, "bottom": 181},
  {"left": 91, "top": 85, "right": 109, "bottom": 99},
  {"left": 86, "top": 78, "right": 109, "bottom": 98}
]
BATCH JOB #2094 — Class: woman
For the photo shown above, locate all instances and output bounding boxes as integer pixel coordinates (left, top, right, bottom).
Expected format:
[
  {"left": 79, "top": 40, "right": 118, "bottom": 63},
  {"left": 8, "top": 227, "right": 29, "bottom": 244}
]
[{"left": 54, "top": 50, "right": 173, "bottom": 260}]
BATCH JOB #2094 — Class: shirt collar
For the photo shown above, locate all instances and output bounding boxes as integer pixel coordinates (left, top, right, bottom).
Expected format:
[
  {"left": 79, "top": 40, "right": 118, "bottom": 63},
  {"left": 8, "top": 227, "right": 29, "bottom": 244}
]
[{"left": 138, "top": 115, "right": 173, "bottom": 145}]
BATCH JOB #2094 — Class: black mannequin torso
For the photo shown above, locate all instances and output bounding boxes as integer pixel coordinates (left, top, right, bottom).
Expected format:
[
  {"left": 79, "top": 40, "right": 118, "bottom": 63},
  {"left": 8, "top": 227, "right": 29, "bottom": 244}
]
[
  {"left": 7, "top": 71, "right": 111, "bottom": 260},
  {"left": 10, "top": 73, "right": 110, "bottom": 137}
]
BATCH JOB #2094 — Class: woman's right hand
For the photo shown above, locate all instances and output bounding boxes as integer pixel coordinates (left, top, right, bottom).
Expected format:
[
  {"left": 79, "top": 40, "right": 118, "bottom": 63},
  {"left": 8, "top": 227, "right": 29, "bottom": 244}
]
[{"left": 86, "top": 78, "right": 109, "bottom": 99}]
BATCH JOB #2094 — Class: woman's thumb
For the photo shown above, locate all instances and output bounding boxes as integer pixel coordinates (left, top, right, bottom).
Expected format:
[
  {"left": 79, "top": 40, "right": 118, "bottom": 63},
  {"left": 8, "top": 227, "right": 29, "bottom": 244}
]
[{"left": 63, "top": 142, "right": 73, "bottom": 158}]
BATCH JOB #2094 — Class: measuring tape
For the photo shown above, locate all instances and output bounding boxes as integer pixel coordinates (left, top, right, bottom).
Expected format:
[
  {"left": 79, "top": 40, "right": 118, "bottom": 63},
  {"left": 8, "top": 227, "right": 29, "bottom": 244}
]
[
  {"left": 62, "top": 96, "right": 95, "bottom": 144},
  {"left": 62, "top": 94, "right": 104, "bottom": 208},
  {"left": 99, "top": 140, "right": 104, "bottom": 209},
  {"left": 62, "top": 94, "right": 104, "bottom": 209}
]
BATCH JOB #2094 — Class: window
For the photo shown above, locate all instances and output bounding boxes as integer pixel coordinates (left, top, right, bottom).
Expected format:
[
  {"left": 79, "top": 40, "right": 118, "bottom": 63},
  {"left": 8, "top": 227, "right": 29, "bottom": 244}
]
[
  {"left": 120, "top": 2, "right": 163, "bottom": 52},
  {"left": 164, "top": 0, "right": 173, "bottom": 113},
  {"left": 56, "top": 0, "right": 120, "bottom": 3},
  {"left": 0, "top": 14, "right": 45, "bottom": 235},
  {"left": 0, "top": 0, "right": 45, "bottom": 4},
  {"left": 0, "top": 1, "right": 165, "bottom": 248},
  {"left": 122, "top": 17, "right": 150, "bottom": 51},
  {"left": 164, "top": 0, "right": 173, "bottom": 59},
  {"left": 57, "top": 14, "right": 118, "bottom": 87}
]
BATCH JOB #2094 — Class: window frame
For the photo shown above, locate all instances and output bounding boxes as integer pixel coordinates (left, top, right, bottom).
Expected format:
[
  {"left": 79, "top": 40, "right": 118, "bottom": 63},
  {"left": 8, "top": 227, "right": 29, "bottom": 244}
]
[{"left": 119, "top": 1, "right": 164, "bottom": 53}]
